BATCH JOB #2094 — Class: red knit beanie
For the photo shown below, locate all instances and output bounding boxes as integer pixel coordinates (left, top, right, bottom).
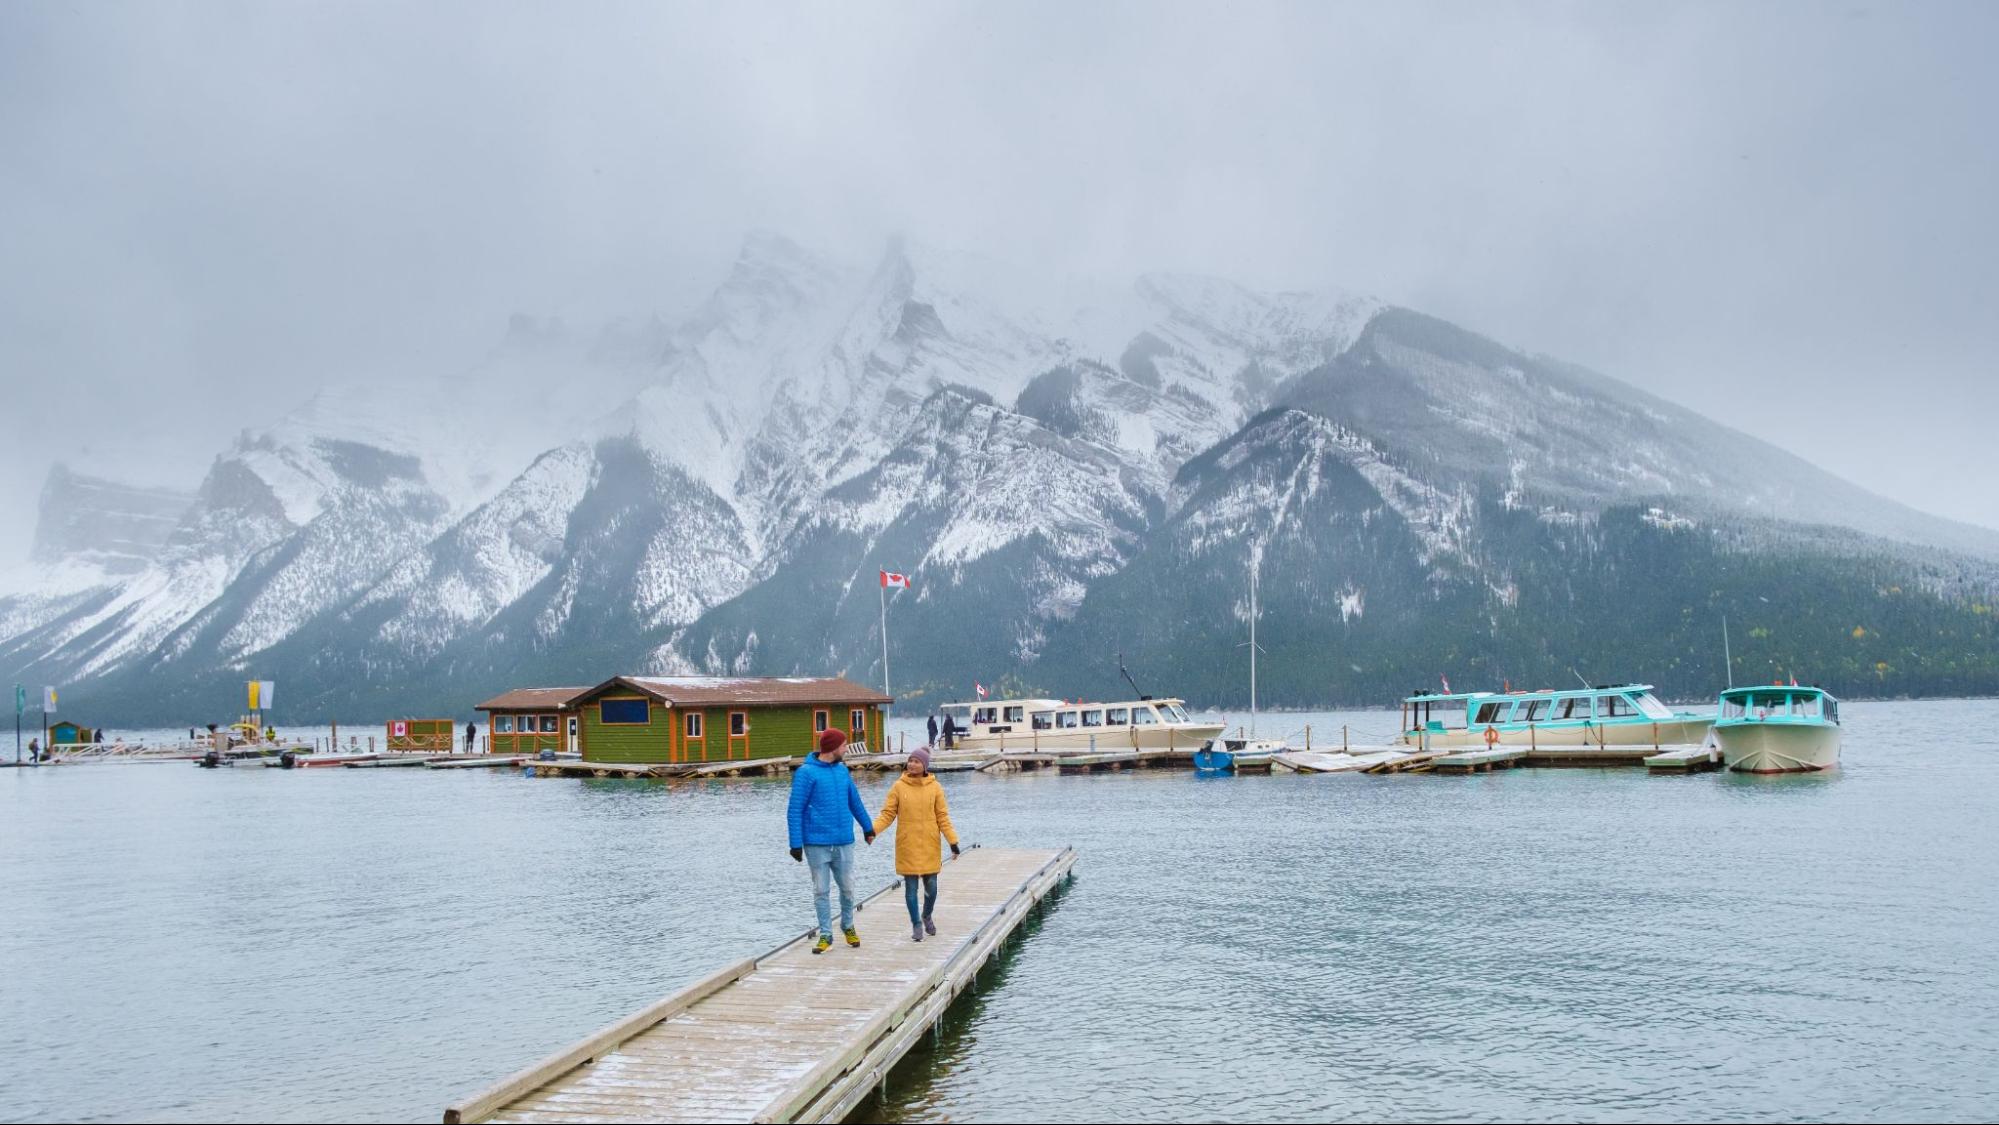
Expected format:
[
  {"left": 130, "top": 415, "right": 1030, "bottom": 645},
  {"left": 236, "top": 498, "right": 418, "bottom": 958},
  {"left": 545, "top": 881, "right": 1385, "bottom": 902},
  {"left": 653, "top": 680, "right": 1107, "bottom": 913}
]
[{"left": 817, "top": 728, "right": 848, "bottom": 754}]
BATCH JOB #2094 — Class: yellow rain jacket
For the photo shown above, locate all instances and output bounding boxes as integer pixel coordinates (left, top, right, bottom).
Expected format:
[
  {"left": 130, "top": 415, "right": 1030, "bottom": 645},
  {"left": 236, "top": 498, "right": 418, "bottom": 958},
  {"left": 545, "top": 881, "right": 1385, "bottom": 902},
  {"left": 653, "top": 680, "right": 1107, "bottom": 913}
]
[{"left": 872, "top": 772, "right": 959, "bottom": 876}]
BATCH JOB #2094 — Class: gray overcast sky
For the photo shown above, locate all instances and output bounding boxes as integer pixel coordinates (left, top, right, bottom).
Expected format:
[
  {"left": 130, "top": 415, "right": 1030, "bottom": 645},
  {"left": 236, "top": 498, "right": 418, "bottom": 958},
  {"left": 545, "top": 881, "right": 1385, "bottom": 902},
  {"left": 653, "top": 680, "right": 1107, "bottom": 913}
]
[{"left": 3, "top": 1, "right": 1995, "bottom": 561}]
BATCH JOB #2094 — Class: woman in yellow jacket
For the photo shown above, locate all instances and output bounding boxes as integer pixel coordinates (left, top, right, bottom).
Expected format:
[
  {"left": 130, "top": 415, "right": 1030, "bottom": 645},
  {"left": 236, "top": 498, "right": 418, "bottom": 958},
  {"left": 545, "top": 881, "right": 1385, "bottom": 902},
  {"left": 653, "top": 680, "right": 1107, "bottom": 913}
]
[{"left": 872, "top": 747, "right": 960, "bottom": 941}]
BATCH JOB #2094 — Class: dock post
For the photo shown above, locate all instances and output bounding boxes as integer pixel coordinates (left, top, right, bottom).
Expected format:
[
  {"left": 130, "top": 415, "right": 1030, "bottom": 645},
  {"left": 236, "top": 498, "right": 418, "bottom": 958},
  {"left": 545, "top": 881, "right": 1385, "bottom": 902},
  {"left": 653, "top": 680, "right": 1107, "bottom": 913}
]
[{"left": 1343, "top": 725, "right": 1348, "bottom": 752}]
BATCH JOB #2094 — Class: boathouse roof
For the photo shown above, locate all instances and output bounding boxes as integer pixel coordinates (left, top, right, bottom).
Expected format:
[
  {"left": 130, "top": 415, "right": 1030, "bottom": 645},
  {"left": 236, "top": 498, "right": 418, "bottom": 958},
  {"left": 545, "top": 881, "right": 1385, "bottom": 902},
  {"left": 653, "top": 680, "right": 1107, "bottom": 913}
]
[
  {"left": 475, "top": 686, "right": 591, "bottom": 711},
  {"left": 579, "top": 675, "right": 892, "bottom": 708}
]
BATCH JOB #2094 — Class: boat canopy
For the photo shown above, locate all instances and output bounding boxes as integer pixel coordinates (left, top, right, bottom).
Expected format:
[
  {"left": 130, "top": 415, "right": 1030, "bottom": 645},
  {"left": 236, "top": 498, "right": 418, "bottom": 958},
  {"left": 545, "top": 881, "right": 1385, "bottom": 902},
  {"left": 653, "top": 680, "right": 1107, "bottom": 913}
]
[{"left": 1719, "top": 685, "right": 1839, "bottom": 724}]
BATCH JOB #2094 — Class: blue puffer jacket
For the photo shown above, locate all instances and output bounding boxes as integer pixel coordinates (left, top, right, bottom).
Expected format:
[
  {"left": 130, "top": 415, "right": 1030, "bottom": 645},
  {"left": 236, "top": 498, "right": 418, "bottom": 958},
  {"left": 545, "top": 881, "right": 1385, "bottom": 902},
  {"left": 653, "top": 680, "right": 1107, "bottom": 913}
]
[{"left": 787, "top": 753, "right": 873, "bottom": 848}]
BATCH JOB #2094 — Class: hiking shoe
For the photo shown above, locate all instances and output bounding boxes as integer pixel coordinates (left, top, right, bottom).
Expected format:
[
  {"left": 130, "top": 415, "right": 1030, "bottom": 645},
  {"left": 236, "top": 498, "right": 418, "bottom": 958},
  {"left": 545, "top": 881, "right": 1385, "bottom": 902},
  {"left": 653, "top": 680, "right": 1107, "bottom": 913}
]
[
  {"left": 844, "top": 927, "right": 861, "bottom": 947},
  {"left": 911, "top": 923, "right": 925, "bottom": 942},
  {"left": 923, "top": 916, "right": 937, "bottom": 936},
  {"left": 813, "top": 933, "right": 831, "bottom": 955}
]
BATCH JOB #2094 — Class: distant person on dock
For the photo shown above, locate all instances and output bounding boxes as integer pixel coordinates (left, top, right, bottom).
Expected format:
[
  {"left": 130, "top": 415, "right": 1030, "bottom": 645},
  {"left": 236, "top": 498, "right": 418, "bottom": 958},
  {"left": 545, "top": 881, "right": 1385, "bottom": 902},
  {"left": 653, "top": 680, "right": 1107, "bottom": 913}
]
[
  {"left": 872, "top": 747, "right": 960, "bottom": 942},
  {"left": 927, "top": 714, "right": 939, "bottom": 747},
  {"left": 27, "top": 737, "right": 41, "bottom": 763},
  {"left": 465, "top": 721, "right": 476, "bottom": 754},
  {"left": 940, "top": 714, "right": 958, "bottom": 750},
  {"left": 787, "top": 728, "right": 876, "bottom": 954}
]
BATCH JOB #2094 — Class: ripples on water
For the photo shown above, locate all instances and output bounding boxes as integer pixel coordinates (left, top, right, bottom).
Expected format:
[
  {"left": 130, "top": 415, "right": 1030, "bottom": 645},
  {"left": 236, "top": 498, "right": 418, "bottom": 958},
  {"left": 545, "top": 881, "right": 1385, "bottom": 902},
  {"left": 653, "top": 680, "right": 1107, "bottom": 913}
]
[{"left": 3, "top": 701, "right": 1997, "bottom": 1123}]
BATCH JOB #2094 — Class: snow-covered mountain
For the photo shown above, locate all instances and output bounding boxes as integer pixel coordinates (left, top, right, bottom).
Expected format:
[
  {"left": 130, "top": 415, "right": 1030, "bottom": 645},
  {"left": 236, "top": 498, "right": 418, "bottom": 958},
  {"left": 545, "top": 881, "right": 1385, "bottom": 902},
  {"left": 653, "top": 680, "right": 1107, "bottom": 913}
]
[{"left": 7, "top": 234, "right": 1998, "bottom": 721}]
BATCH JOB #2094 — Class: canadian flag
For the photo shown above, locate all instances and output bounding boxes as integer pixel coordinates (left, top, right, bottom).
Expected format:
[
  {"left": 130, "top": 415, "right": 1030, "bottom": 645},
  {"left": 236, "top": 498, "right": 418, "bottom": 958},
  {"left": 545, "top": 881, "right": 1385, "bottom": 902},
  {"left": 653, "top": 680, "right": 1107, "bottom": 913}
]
[
  {"left": 975, "top": 682, "right": 988, "bottom": 699},
  {"left": 1439, "top": 674, "right": 1452, "bottom": 694},
  {"left": 880, "top": 570, "right": 909, "bottom": 589}
]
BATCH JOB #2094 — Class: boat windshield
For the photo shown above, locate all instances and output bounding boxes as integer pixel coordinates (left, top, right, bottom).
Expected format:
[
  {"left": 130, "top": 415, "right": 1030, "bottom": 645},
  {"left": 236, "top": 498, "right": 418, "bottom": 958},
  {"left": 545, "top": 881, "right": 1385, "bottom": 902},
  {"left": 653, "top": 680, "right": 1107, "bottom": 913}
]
[
  {"left": 1158, "top": 702, "right": 1190, "bottom": 723},
  {"left": 1632, "top": 692, "right": 1675, "bottom": 720},
  {"left": 1131, "top": 707, "right": 1160, "bottom": 726},
  {"left": 1721, "top": 694, "right": 1748, "bottom": 720},
  {"left": 1790, "top": 694, "right": 1821, "bottom": 719},
  {"left": 1749, "top": 691, "right": 1789, "bottom": 717}
]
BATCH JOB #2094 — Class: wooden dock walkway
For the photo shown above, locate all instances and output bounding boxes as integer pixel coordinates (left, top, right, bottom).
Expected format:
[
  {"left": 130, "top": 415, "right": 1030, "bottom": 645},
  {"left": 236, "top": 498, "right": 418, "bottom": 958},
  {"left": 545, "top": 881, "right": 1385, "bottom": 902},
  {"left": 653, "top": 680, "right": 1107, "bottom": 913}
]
[
  {"left": 443, "top": 845, "right": 1076, "bottom": 1124},
  {"left": 1644, "top": 742, "right": 1722, "bottom": 772}
]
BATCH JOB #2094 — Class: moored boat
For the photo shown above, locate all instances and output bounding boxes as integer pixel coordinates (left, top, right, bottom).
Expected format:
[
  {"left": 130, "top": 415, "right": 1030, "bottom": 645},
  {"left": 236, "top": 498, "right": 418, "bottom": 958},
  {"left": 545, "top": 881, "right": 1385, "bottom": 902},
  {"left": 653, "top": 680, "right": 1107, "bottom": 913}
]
[
  {"left": 1713, "top": 684, "right": 1842, "bottom": 773},
  {"left": 937, "top": 698, "right": 1223, "bottom": 753},
  {"left": 1401, "top": 684, "right": 1712, "bottom": 748},
  {"left": 1193, "top": 736, "right": 1285, "bottom": 771}
]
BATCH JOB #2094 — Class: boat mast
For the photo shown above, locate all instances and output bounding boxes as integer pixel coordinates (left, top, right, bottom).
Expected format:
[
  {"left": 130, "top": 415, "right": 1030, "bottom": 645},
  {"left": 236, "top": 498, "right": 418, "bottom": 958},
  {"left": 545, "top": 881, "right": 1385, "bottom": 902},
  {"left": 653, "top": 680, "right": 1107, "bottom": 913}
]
[
  {"left": 1250, "top": 562, "right": 1258, "bottom": 738},
  {"left": 1722, "top": 616, "right": 1734, "bottom": 689}
]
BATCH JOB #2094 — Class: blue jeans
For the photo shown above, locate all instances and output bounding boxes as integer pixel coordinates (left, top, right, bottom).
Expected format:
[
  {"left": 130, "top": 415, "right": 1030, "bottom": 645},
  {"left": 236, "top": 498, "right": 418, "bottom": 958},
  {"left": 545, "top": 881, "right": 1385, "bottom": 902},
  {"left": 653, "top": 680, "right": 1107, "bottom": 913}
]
[
  {"left": 804, "top": 844, "right": 857, "bottom": 935},
  {"left": 903, "top": 874, "right": 938, "bottom": 926}
]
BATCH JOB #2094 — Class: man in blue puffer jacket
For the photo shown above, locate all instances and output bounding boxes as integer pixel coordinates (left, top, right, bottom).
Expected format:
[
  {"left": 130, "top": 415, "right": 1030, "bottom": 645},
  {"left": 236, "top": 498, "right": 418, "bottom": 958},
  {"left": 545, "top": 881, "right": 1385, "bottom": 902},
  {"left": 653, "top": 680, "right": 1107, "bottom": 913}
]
[{"left": 788, "top": 728, "right": 876, "bottom": 952}]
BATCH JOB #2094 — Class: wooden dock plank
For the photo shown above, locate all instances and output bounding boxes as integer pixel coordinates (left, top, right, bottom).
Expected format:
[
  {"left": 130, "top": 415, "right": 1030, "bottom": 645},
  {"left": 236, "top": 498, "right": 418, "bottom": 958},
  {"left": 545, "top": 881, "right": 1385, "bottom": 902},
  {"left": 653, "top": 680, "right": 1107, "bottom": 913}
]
[{"left": 447, "top": 846, "right": 1074, "bottom": 1125}]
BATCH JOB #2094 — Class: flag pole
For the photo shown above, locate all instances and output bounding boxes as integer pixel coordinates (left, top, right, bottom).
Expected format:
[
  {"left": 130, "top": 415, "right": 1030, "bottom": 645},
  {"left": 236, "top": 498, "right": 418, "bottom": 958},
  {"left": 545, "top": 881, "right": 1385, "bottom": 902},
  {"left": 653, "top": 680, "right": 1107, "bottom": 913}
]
[{"left": 879, "top": 577, "right": 893, "bottom": 724}]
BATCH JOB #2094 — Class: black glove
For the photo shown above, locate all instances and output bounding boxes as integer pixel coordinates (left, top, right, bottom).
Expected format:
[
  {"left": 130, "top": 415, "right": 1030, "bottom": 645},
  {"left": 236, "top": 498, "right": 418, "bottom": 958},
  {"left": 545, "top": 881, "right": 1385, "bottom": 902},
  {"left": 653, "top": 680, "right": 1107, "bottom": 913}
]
[
  {"left": 864, "top": 830, "right": 876, "bottom": 845},
  {"left": 950, "top": 843, "right": 961, "bottom": 857},
  {"left": 790, "top": 847, "right": 803, "bottom": 862}
]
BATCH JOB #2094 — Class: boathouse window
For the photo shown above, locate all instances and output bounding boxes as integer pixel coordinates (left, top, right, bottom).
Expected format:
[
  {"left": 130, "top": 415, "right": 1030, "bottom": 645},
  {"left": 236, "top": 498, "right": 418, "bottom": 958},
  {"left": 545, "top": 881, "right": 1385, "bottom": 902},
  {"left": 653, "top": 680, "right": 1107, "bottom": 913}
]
[
  {"left": 1107, "top": 707, "right": 1129, "bottom": 724},
  {"left": 850, "top": 708, "right": 867, "bottom": 731},
  {"left": 684, "top": 712, "right": 703, "bottom": 739},
  {"left": 1081, "top": 710, "right": 1103, "bottom": 727},
  {"left": 814, "top": 710, "right": 829, "bottom": 733},
  {"left": 729, "top": 712, "right": 747, "bottom": 736},
  {"left": 1131, "top": 707, "right": 1159, "bottom": 725},
  {"left": 540, "top": 715, "right": 559, "bottom": 733},
  {"left": 600, "top": 698, "right": 650, "bottom": 725},
  {"left": 1595, "top": 695, "right": 1637, "bottom": 719},
  {"left": 495, "top": 715, "right": 514, "bottom": 733},
  {"left": 1031, "top": 711, "right": 1054, "bottom": 730},
  {"left": 1056, "top": 711, "right": 1080, "bottom": 729},
  {"left": 1473, "top": 701, "right": 1512, "bottom": 724},
  {"left": 1004, "top": 706, "right": 1025, "bottom": 723},
  {"left": 1519, "top": 699, "right": 1551, "bottom": 721}
]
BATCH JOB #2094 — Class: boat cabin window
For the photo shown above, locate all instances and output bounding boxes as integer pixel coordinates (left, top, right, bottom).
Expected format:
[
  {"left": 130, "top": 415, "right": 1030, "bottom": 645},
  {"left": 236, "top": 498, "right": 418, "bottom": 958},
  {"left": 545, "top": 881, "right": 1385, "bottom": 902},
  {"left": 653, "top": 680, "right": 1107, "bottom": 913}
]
[
  {"left": 1056, "top": 711, "right": 1080, "bottom": 729},
  {"left": 1081, "top": 709, "right": 1104, "bottom": 727},
  {"left": 1633, "top": 692, "right": 1675, "bottom": 720},
  {"left": 971, "top": 706, "right": 996, "bottom": 725},
  {"left": 1004, "top": 706, "right": 1025, "bottom": 723},
  {"left": 1031, "top": 711, "right": 1054, "bottom": 730},
  {"left": 1556, "top": 696, "right": 1593, "bottom": 721},
  {"left": 1721, "top": 694, "right": 1748, "bottom": 720},
  {"left": 1473, "top": 701, "right": 1513, "bottom": 725},
  {"left": 1790, "top": 694, "right": 1820, "bottom": 719},
  {"left": 1107, "top": 707, "right": 1129, "bottom": 725},
  {"left": 1595, "top": 695, "right": 1637, "bottom": 719},
  {"left": 1825, "top": 698, "right": 1840, "bottom": 724},
  {"left": 1519, "top": 699, "right": 1551, "bottom": 722},
  {"left": 1131, "top": 707, "right": 1159, "bottom": 725},
  {"left": 1158, "top": 703, "right": 1190, "bottom": 723},
  {"left": 1749, "top": 692, "right": 1788, "bottom": 717}
]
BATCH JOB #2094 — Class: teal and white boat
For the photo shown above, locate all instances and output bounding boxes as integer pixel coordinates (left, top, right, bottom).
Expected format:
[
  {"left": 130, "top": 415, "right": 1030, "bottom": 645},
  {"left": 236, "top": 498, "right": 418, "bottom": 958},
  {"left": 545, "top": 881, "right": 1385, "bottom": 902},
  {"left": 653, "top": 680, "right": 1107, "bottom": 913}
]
[
  {"left": 1400, "top": 684, "right": 1712, "bottom": 748},
  {"left": 1713, "top": 684, "right": 1841, "bottom": 773}
]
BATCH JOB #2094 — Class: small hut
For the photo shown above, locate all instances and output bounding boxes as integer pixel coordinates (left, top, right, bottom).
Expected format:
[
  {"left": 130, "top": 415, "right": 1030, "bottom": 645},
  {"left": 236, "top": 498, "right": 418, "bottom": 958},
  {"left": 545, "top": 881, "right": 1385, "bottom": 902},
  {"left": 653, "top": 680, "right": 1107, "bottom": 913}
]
[
  {"left": 48, "top": 721, "right": 90, "bottom": 745},
  {"left": 569, "top": 676, "right": 891, "bottom": 764},
  {"left": 474, "top": 687, "right": 589, "bottom": 755}
]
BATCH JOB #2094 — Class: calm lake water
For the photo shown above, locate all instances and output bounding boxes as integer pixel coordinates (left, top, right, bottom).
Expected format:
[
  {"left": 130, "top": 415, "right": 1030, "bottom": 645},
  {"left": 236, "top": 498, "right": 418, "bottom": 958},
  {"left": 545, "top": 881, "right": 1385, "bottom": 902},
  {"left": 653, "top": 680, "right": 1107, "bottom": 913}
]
[{"left": 4, "top": 700, "right": 1997, "bottom": 1123}]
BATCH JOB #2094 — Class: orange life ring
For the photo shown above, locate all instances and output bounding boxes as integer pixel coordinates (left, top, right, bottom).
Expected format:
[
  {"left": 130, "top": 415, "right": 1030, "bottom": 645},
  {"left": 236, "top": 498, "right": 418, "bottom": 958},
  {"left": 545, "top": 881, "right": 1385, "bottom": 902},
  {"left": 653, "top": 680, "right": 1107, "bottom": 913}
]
[{"left": 1483, "top": 725, "right": 1499, "bottom": 747}]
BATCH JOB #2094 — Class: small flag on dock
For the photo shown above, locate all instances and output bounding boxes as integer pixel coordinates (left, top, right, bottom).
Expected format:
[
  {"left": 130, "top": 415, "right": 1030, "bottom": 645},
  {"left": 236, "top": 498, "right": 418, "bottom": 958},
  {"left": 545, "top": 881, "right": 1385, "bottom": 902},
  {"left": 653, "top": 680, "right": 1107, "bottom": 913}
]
[{"left": 42, "top": 686, "right": 57, "bottom": 713}]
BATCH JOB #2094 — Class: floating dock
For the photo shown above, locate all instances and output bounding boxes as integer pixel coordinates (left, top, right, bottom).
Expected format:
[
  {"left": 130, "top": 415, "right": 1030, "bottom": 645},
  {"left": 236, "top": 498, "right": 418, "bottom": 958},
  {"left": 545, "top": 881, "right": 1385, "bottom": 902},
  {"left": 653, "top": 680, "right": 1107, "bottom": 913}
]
[
  {"left": 443, "top": 846, "right": 1075, "bottom": 1124},
  {"left": 1644, "top": 743, "right": 1723, "bottom": 772}
]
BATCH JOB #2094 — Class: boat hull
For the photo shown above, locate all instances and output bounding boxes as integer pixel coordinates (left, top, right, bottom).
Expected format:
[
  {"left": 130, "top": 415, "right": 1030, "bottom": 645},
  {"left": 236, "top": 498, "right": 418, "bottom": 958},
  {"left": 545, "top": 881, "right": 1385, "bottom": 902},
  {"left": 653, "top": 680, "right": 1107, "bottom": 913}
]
[
  {"left": 1715, "top": 723, "right": 1841, "bottom": 773},
  {"left": 1402, "top": 717, "right": 1713, "bottom": 749},
  {"left": 951, "top": 724, "right": 1225, "bottom": 754}
]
